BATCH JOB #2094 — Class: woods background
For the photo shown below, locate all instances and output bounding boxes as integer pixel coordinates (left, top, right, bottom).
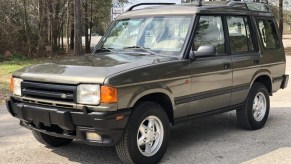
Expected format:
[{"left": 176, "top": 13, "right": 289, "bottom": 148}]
[
  {"left": 0, "top": 0, "right": 127, "bottom": 59},
  {"left": 0, "top": 0, "right": 290, "bottom": 60}
]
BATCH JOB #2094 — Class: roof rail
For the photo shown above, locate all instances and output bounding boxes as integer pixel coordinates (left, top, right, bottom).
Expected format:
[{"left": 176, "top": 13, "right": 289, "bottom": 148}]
[
  {"left": 126, "top": 3, "right": 176, "bottom": 12},
  {"left": 227, "top": 0, "right": 270, "bottom": 12}
]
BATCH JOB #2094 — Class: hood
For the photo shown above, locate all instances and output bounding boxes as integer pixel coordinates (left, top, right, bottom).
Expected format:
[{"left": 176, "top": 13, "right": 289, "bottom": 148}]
[{"left": 14, "top": 53, "right": 179, "bottom": 84}]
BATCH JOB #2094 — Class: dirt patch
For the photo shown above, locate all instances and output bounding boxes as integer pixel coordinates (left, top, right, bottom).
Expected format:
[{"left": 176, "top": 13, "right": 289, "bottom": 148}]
[
  {"left": 0, "top": 76, "right": 11, "bottom": 104},
  {"left": 0, "top": 91, "right": 10, "bottom": 104}
]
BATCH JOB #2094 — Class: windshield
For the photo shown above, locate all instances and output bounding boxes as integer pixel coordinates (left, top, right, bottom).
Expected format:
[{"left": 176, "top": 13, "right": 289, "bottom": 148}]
[{"left": 99, "top": 16, "right": 192, "bottom": 56}]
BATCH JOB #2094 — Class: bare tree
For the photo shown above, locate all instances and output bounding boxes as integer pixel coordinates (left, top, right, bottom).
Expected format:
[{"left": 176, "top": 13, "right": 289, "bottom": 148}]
[
  {"left": 0, "top": 0, "right": 126, "bottom": 57},
  {"left": 74, "top": 0, "right": 83, "bottom": 56},
  {"left": 84, "top": 0, "right": 90, "bottom": 53},
  {"left": 38, "top": 0, "right": 46, "bottom": 55},
  {"left": 66, "top": 0, "right": 71, "bottom": 53},
  {"left": 279, "top": 0, "right": 284, "bottom": 37},
  {"left": 22, "top": 0, "right": 32, "bottom": 56}
]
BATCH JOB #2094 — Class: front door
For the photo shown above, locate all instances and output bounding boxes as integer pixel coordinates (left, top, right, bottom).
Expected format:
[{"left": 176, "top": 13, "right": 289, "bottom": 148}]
[{"left": 188, "top": 15, "right": 232, "bottom": 115}]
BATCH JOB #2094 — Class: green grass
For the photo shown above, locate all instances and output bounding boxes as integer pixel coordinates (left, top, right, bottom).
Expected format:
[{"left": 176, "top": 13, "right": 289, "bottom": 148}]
[
  {"left": 0, "top": 59, "right": 40, "bottom": 76},
  {"left": 0, "top": 57, "right": 43, "bottom": 101}
]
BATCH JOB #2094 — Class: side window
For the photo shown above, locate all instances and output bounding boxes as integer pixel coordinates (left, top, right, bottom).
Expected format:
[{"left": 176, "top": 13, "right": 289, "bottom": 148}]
[
  {"left": 193, "top": 16, "right": 225, "bottom": 55},
  {"left": 257, "top": 19, "right": 280, "bottom": 49},
  {"left": 226, "top": 16, "right": 254, "bottom": 54}
]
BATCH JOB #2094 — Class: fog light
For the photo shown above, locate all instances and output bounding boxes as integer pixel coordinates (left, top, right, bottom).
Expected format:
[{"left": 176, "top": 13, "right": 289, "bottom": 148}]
[{"left": 86, "top": 132, "right": 102, "bottom": 141}]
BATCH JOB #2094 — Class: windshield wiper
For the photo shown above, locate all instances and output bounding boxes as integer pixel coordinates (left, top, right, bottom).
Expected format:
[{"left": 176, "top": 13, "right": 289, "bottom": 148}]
[
  {"left": 94, "top": 47, "right": 115, "bottom": 53},
  {"left": 123, "top": 46, "right": 155, "bottom": 55}
]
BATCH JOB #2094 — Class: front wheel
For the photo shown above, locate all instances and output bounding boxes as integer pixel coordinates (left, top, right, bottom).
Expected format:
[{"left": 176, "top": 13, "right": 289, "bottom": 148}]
[
  {"left": 115, "top": 102, "right": 170, "bottom": 164},
  {"left": 236, "top": 83, "right": 270, "bottom": 130}
]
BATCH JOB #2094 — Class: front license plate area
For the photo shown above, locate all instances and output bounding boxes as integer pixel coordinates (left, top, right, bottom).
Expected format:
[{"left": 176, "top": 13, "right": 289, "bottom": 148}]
[{"left": 25, "top": 105, "right": 51, "bottom": 126}]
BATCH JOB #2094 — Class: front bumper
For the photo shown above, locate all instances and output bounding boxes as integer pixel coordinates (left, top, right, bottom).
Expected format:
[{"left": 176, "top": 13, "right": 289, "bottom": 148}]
[{"left": 6, "top": 98, "right": 131, "bottom": 146}]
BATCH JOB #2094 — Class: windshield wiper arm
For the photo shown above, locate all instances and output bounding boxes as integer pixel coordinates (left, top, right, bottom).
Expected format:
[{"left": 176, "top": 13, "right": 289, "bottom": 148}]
[
  {"left": 94, "top": 47, "right": 114, "bottom": 53},
  {"left": 123, "top": 46, "right": 155, "bottom": 55}
]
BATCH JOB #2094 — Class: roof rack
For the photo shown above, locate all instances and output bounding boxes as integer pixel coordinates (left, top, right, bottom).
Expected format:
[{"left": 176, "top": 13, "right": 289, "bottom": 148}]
[
  {"left": 190, "top": 0, "right": 269, "bottom": 12},
  {"left": 227, "top": 0, "right": 270, "bottom": 12},
  {"left": 126, "top": 3, "right": 176, "bottom": 12}
]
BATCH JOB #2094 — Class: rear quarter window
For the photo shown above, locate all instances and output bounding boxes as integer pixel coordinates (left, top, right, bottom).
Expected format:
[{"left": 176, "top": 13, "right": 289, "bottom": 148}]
[{"left": 256, "top": 19, "right": 280, "bottom": 49}]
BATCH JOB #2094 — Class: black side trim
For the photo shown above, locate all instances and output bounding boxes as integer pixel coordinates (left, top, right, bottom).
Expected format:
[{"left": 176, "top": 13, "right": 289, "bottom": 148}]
[
  {"left": 175, "top": 87, "right": 232, "bottom": 105},
  {"left": 174, "top": 96, "right": 191, "bottom": 105},
  {"left": 232, "top": 84, "right": 249, "bottom": 93},
  {"left": 175, "top": 103, "right": 244, "bottom": 124},
  {"left": 175, "top": 84, "right": 249, "bottom": 105}
]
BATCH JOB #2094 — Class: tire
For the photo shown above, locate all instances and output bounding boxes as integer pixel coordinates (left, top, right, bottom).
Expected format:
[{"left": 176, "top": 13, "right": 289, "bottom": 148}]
[
  {"left": 32, "top": 130, "right": 73, "bottom": 147},
  {"left": 115, "top": 101, "right": 170, "bottom": 164},
  {"left": 236, "top": 82, "right": 270, "bottom": 130}
]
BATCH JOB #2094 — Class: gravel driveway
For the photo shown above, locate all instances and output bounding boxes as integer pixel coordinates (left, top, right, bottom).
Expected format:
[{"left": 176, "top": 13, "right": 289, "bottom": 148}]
[{"left": 0, "top": 58, "right": 291, "bottom": 164}]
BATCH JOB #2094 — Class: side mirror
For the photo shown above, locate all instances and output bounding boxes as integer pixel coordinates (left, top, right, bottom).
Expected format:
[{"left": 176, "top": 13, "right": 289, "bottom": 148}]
[{"left": 194, "top": 45, "right": 216, "bottom": 58}]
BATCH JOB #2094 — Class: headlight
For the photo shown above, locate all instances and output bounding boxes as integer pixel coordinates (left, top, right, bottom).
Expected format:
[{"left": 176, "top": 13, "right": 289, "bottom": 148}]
[
  {"left": 10, "top": 77, "right": 23, "bottom": 96},
  {"left": 77, "top": 84, "right": 100, "bottom": 105}
]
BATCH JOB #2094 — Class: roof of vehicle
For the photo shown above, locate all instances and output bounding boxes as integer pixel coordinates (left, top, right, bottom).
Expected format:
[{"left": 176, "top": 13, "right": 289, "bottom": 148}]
[{"left": 116, "top": 1, "right": 273, "bottom": 20}]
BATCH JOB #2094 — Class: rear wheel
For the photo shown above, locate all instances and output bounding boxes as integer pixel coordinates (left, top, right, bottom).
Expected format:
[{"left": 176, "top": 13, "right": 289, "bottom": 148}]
[
  {"left": 236, "top": 83, "right": 270, "bottom": 130},
  {"left": 115, "top": 102, "right": 170, "bottom": 164},
  {"left": 32, "top": 130, "right": 73, "bottom": 147}
]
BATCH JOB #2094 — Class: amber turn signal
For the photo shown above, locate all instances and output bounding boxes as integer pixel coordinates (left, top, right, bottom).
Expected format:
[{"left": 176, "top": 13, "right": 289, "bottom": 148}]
[
  {"left": 10, "top": 77, "right": 14, "bottom": 92},
  {"left": 100, "top": 86, "right": 118, "bottom": 103}
]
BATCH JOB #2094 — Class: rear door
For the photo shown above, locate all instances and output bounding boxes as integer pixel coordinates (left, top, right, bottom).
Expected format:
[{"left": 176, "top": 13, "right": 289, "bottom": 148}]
[{"left": 226, "top": 16, "right": 261, "bottom": 105}]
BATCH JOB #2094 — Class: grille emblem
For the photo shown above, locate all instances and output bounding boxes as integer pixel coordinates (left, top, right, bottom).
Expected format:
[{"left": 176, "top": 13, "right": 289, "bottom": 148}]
[{"left": 61, "top": 93, "right": 67, "bottom": 99}]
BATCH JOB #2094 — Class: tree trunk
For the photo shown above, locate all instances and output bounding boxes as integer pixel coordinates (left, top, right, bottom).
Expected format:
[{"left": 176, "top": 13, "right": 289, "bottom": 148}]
[
  {"left": 279, "top": 0, "right": 284, "bottom": 38},
  {"left": 61, "top": 23, "right": 64, "bottom": 50},
  {"left": 70, "top": 23, "right": 74, "bottom": 50},
  {"left": 38, "top": 0, "right": 44, "bottom": 55},
  {"left": 22, "top": 0, "right": 32, "bottom": 57},
  {"left": 84, "top": 0, "right": 90, "bottom": 53},
  {"left": 42, "top": 0, "right": 48, "bottom": 54},
  {"left": 51, "top": 2, "right": 58, "bottom": 52},
  {"left": 89, "top": 0, "right": 93, "bottom": 48},
  {"left": 74, "top": 0, "right": 83, "bottom": 56},
  {"left": 70, "top": 0, "right": 74, "bottom": 50},
  {"left": 66, "top": 0, "right": 70, "bottom": 53},
  {"left": 47, "top": 1, "right": 53, "bottom": 50}
]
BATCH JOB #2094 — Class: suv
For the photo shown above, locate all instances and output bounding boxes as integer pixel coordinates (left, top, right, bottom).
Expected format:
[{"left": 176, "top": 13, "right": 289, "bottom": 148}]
[{"left": 6, "top": 1, "right": 289, "bottom": 164}]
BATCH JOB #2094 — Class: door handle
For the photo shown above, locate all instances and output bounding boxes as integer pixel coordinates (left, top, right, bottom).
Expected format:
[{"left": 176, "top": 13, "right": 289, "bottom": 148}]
[{"left": 224, "top": 63, "right": 231, "bottom": 69}]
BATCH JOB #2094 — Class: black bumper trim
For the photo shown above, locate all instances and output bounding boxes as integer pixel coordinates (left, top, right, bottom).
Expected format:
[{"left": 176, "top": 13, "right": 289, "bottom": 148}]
[
  {"left": 280, "top": 74, "right": 289, "bottom": 89},
  {"left": 6, "top": 98, "right": 131, "bottom": 146}
]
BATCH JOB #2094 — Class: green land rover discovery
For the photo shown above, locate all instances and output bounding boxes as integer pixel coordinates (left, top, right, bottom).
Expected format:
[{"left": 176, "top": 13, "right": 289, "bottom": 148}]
[{"left": 6, "top": 1, "right": 289, "bottom": 164}]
